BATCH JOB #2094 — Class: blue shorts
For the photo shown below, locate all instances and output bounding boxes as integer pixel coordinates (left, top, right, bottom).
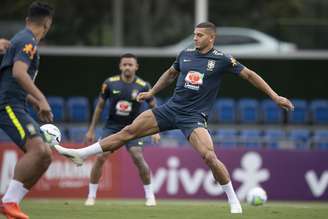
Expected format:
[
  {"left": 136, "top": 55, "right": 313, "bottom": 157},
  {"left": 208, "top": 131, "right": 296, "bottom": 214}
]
[
  {"left": 152, "top": 103, "right": 208, "bottom": 139},
  {"left": 101, "top": 126, "right": 144, "bottom": 149},
  {"left": 0, "top": 106, "right": 41, "bottom": 149}
]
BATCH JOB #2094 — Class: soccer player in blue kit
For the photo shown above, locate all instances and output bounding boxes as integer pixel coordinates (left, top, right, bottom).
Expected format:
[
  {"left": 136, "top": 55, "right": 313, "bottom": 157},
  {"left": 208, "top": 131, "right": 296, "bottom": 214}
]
[
  {"left": 0, "top": 2, "right": 54, "bottom": 219},
  {"left": 55, "top": 22, "right": 294, "bottom": 214},
  {"left": 84, "top": 53, "right": 160, "bottom": 207}
]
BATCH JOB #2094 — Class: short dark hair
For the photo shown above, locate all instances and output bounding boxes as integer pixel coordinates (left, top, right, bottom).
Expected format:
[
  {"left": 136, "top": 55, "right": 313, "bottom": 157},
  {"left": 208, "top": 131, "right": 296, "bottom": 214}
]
[
  {"left": 196, "top": 22, "right": 216, "bottom": 33},
  {"left": 27, "top": 2, "right": 54, "bottom": 23},
  {"left": 120, "top": 53, "right": 138, "bottom": 62}
]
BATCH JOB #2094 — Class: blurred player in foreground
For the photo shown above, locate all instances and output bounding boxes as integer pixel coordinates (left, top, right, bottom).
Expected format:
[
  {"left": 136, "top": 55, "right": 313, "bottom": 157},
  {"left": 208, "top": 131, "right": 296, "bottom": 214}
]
[
  {"left": 0, "top": 2, "right": 54, "bottom": 219},
  {"left": 55, "top": 22, "right": 294, "bottom": 214},
  {"left": 84, "top": 53, "right": 160, "bottom": 207}
]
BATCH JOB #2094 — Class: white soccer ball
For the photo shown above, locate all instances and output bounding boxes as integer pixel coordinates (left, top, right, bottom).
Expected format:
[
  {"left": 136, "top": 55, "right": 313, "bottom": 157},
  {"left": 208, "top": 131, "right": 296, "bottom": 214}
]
[
  {"left": 246, "top": 187, "right": 267, "bottom": 206},
  {"left": 40, "top": 124, "right": 62, "bottom": 146}
]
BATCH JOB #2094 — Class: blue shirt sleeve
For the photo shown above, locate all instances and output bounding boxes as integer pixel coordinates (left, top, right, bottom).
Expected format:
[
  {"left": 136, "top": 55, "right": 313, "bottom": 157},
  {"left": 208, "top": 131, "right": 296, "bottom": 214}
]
[
  {"left": 13, "top": 38, "right": 37, "bottom": 67},
  {"left": 224, "top": 54, "right": 245, "bottom": 75},
  {"left": 100, "top": 80, "right": 110, "bottom": 100},
  {"left": 171, "top": 51, "right": 183, "bottom": 72}
]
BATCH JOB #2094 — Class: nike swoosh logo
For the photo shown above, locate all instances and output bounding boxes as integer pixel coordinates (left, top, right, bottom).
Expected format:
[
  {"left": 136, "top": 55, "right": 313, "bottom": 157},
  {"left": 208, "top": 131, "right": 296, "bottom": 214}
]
[
  {"left": 183, "top": 59, "right": 192, "bottom": 62},
  {"left": 113, "top": 90, "right": 120, "bottom": 94}
]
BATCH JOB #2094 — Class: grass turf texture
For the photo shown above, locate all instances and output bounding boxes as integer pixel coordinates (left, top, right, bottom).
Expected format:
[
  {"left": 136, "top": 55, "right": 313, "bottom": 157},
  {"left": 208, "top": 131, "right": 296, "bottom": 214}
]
[{"left": 2, "top": 199, "right": 327, "bottom": 219}]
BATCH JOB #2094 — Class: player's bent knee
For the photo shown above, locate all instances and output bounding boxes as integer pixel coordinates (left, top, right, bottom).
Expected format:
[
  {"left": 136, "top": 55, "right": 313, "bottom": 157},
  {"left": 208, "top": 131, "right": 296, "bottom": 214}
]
[
  {"left": 132, "top": 153, "right": 144, "bottom": 164},
  {"left": 26, "top": 137, "right": 53, "bottom": 165},
  {"left": 26, "top": 137, "right": 51, "bottom": 154},
  {"left": 96, "top": 154, "right": 109, "bottom": 164},
  {"left": 35, "top": 145, "right": 52, "bottom": 168},
  {"left": 121, "top": 125, "right": 138, "bottom": 140},
  {"left": 38, "top": 144, "right": 52, "bottom": 164},
  {"left": 203, "top": 150, "right": 218, "bottom": 166}
]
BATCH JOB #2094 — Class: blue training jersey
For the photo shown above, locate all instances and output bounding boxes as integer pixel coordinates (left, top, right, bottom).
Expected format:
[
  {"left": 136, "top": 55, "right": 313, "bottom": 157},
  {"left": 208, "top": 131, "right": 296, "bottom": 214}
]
[
  {"left": 167, "top": 47, "right": 245, "bottom": 116},
  {"left": 0, "top": 28, "right": 40, "bottom": 109},
  {"left": 100, "top": 75, "right": 153, "bottom": 127}
]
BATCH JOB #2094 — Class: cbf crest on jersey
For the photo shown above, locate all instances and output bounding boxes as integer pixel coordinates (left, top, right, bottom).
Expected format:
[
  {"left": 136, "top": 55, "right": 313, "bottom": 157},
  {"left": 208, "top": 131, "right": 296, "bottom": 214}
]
[{"left": 206, "top": 60, "right": 216, "bottom": 71}]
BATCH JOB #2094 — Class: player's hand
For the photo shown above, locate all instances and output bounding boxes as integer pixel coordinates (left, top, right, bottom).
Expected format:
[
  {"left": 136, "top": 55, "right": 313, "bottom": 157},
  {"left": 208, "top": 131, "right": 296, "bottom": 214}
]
[
  {"left": 273, "top": 96, "right": 294, "bottom": 111},
  {"left": 37, "top": 99, "right": 53, "bottom": 123},
  {"left": 0, "top": 39, "right": 11, "bottom": 53},
  {"left": 151, "top": 133, "right": 161, "bottom": 144},
  {"left": 84, "top": 130, "right": 95, "bottom": 145},
  {"left": 136, "top": 91, "right": 154, "bottom": 102}
]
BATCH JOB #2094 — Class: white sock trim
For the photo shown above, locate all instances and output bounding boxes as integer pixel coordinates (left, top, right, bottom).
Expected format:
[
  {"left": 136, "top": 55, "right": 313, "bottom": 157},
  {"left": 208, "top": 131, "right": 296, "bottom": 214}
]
[
  {"left": 144, "top": 183, "right": 155, "bottom": 199},
  {"left": 221, "top": 181, "right": 239, "bottom": 204},
  {"left": 2, "top": 179, "right": 29, "bottom": 204},
  {"left": 78, "top": 142, "right": 103, "bottom": 159},
  {"left": 88, "top": 183, "right": 99, "bottom": 199}
]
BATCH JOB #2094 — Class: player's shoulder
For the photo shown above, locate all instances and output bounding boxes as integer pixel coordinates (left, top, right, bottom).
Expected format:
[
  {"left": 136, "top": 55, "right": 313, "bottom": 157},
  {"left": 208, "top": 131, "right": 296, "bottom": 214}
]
[
  {"left": 184, "top": 47, "right": 197, "bottom": 53},
  {"left": 134, "top": 76, "right": 148, "bottom": 87},
  {"left": 106, "top": 75, "right": 121, "bottom": 83},
  {"left": 211, "top": 48, "right": 237, "bottom": 62},
  {"left": 12, "top": 29, "right": 36, "bottom": 46},
  {"left": 10, "top": 29, "right": 37, "bottom": 58},
  {"left": 211, "top": 48, "right": 225, "bottom": 57},
  {"left": 179, "top": 47, "right": 196, "bottom": 55}
]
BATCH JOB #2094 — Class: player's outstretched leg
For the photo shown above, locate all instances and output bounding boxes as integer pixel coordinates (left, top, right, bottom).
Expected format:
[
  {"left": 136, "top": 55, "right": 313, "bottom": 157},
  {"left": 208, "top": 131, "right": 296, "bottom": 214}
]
[
  {"left": 84, "top": 152, "right": 111, "bottom": 206},
  {"left": 54, "top": 110, "right": 160, "bottom": 165},
  {"left": 128, "top": 146, "right": 156, "bottom": 206},
  {"left": 188, "top": 128, "right": 242, "bottom": 214},
  {"left": 1, "top": 137, "right": 52, "bottom": 219}
]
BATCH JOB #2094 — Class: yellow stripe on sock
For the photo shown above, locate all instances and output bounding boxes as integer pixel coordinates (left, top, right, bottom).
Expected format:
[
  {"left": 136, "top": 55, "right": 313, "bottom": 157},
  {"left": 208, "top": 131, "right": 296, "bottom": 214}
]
[{"left": 5, "top": 105, "right": 26, "bottom": 139}]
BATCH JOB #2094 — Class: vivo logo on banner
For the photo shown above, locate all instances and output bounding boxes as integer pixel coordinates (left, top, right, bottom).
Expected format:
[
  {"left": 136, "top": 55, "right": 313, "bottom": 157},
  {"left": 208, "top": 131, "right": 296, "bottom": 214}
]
[
  {"left": 152, "top": 156, "right": 223, "bottom": 196},
  {"left": 305, "top": 170, "right": 328, "bottom": 197},
  {"left": 151, "top": 153, "right": 271, "bottom": 198},
  {"left": 150, "top": 152, "right": 328, "bottom": 199}
]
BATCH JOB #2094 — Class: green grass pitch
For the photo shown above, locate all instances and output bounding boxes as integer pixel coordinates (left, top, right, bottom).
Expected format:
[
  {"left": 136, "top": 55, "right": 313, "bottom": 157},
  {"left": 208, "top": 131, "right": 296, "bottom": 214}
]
[{"left": 2, "top": 199, "right": 327, "bottom": 219}]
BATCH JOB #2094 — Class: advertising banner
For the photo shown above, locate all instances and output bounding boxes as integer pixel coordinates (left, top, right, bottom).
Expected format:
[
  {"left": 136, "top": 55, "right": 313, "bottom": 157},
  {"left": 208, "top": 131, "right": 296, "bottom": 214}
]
[{"left": 0, "top": 144, "right": 327, "bottom": 200}]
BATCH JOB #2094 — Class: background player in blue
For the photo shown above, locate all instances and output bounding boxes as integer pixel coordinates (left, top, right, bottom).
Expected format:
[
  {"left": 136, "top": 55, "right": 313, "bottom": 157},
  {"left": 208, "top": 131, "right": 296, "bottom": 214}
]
[
  {"left": 84, "top": 53, "right": 160, "bottom": 207},
  {"left": 55, "top": 22, "right": 294, "bottom": 214},
  {"left": 0, "top": 2, "right": 54, "bottom": 219}
]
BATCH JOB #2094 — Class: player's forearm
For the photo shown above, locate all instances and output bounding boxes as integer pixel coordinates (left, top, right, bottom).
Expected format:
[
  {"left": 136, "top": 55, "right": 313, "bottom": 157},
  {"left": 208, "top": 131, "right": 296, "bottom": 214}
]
[
  {"left": 26, "top": 94, "right": 39, "bottom": 108},
  {"left": 244, "top": 69, "right": 278, "bottom": 100},
  {"left": 13, "top": 69, "right": 47, "bottom": 103},
  {"left": 151, "top": 67, "right": 178, "bottom": 95}
]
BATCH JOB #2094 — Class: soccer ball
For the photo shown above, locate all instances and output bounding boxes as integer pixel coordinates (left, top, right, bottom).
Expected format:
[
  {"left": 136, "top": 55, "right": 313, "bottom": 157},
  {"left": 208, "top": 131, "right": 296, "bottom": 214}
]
[
  {"left": 246, "top": 187, "right": 267, "bottom": 206},
  {"left": 40, "top": 124, "right": 62, "bottom": 146}
]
